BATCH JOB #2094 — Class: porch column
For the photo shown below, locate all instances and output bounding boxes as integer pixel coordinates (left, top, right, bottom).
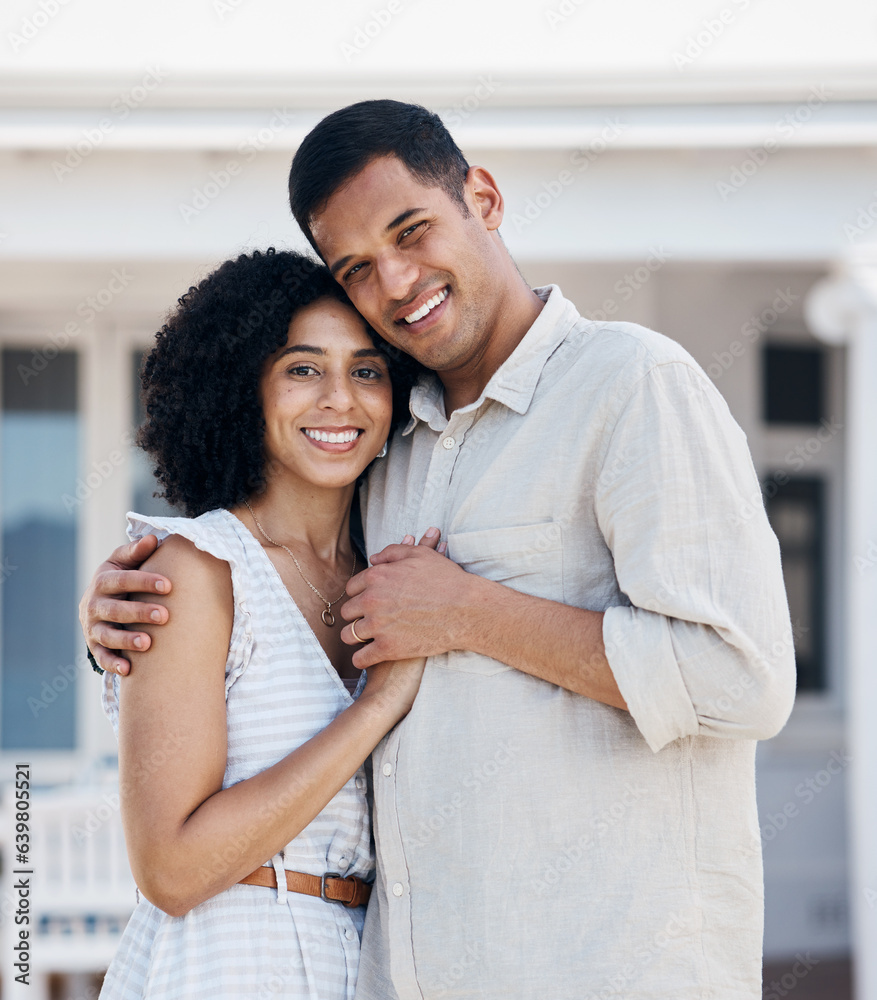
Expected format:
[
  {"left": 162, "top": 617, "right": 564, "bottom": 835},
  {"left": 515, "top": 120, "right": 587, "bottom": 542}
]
[{"left": 806, "top": 247, "right": 877, "bottom": 1000}]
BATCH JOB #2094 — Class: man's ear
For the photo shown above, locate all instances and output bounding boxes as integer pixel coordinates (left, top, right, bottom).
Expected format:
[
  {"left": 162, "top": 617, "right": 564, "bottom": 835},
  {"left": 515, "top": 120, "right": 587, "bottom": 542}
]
[{"left": 465, "top": 166, "right": 504, "bottom": 231}]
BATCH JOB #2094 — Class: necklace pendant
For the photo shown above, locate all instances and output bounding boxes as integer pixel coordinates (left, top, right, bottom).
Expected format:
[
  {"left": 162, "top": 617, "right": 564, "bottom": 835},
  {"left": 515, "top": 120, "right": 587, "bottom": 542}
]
[{"left": 321, "top": 608, "right": 336, "bottom": 627}]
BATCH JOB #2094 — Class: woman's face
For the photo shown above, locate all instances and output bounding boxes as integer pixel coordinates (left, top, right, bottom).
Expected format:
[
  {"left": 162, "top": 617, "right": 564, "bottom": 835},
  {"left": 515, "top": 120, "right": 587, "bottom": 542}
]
[{"left": 260, "top": 296, "right": 393, "bottom": 493}]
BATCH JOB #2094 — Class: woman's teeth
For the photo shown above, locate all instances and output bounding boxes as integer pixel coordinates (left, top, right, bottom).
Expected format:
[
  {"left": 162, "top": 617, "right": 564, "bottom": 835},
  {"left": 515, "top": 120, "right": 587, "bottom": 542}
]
[
  {"left": 404, "top": 288, "right": 448, "bottom": 324},
  {"left": 305, "top": 429, "right": 360, "bottom": 443}
]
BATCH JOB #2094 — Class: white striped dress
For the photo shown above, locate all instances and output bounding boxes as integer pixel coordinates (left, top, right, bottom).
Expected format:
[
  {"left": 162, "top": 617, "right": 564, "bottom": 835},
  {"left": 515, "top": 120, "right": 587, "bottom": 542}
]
[{"left": 100, "top": 508, "right": 373, "bottom": 1000}]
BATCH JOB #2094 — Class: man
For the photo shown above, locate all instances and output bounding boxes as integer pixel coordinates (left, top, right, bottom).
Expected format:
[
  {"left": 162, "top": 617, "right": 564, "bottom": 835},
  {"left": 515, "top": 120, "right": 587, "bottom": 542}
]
[{"left": 82, "top": 100, "right": 795, "bottom": 998}]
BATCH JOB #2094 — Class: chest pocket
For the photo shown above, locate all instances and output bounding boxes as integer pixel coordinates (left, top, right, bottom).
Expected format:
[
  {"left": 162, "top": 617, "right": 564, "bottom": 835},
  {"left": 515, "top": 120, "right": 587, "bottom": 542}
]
[{"left": 444, "top": 522, "right": 565, "bottom": 676}]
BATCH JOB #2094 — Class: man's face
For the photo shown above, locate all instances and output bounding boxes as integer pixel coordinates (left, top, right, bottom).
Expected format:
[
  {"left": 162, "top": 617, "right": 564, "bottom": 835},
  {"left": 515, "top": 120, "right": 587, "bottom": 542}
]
[{"left": 310, "top": 156, "right": 506, "bottom": 375}]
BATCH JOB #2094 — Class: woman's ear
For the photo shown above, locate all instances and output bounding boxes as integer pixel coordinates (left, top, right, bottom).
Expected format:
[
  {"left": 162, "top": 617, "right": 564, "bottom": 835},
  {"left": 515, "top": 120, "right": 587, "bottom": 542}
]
[{"left": 464, "top": 166, "right": 504, "bottom": 232}]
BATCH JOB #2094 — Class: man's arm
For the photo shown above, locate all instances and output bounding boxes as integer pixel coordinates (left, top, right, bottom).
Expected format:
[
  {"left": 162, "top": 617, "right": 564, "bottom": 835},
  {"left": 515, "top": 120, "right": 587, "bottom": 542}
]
[
  {"left": 341, "top": 547, "right": 627, "bottom": 711},
  {"left": 79, "top": 535, "right": 173, "bottom": 675},
  {"left": 342, "top": 360, "right": 797, "bottom": 751}
]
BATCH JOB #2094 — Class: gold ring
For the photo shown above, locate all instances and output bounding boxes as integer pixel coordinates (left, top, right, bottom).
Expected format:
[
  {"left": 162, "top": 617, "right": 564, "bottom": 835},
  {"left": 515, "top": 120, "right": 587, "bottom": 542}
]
[{"left": 350, "top": 618, "right": 367, "bottom": 643}]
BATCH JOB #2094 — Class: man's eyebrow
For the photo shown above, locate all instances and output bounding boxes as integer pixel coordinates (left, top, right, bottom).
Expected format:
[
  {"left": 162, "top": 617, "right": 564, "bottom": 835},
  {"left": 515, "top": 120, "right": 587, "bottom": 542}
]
[
  {"left": 385, "top": 208, "right": 426, "bottom": 233},
  {"left": 327, "top": 208, "right": 427, "bottom": 278},
  {"left": 329, "top": 256, "right": 354, "bottom": 279}
]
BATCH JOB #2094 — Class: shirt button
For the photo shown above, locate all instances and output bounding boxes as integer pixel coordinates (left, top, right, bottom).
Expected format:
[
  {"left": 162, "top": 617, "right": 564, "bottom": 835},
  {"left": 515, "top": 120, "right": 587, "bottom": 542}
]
[
  {"left": 442, "top": 436, "right": 455, "bottom": 450},
  {"left": 355, "top": 776, "right": 365, "bottom": 790},
  {"left": 392, "top": 882, "right": 404, "bottom": 897},
  {"left": 382, "top": 762, "right": 393, "bottom": 777},
  {"left": 338, "top": 857, "right": 348, "bottom": 868},
  {"left": 345, "top": 928, "right": 355, "bottom": 940}
]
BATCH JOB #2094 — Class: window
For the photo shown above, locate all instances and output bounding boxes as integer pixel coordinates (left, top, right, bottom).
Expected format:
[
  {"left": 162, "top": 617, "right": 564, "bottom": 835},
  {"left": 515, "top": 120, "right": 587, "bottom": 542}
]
[
  {"left": 763, "top": 344, "right": 825, "bottom": 425},
  {"left": 2, "top": 349, "right": 80, "bottom": 748},
  {"left": 764, "top": 477, "right": 825, "bottom": 692},
  {"left": 129, "top": 349, "right": 174, "bottom": 517}
]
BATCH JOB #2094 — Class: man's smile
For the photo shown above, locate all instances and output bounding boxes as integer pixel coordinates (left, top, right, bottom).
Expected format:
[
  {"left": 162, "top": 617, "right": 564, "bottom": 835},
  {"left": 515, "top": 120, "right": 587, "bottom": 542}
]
[
  {"left": 393, "top": 285, "right": 451, "bottom": 332},
  {"left": 401, "top": 287, "right": 449, "bottom": 325}
]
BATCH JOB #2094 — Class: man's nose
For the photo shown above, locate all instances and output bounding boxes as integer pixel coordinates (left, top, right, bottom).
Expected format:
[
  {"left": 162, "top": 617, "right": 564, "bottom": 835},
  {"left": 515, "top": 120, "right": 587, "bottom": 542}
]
[{"left": 375, "top": 249, "right": 419, "bottom": 302}]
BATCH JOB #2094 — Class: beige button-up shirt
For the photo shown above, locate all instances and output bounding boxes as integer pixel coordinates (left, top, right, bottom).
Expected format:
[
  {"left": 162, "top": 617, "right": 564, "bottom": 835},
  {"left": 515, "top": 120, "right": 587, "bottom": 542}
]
[{"left": 356, "top": 285, "right": 795, "bottom": 1000}]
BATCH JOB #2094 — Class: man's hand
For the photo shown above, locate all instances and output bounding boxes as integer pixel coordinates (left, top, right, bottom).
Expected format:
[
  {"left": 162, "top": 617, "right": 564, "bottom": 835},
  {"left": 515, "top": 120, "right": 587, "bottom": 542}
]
[
  {"left": 340, "top": 537, "right": 469, "bottom": 669},
  {"left": 341, "top": 531, "right": 627, "bottom": 711},
  {"left": 78, "top": 535, "right": 173, "bottom": 676}
]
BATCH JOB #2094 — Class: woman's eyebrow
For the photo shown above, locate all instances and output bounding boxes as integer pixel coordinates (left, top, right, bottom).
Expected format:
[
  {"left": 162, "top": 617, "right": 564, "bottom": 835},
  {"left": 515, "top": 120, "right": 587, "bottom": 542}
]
[
  {"left": 275, "top": 345, "right": 385, "bottom": 360},
  {"left": 277, "top": 344, "right": 324, "bottom": 358}
]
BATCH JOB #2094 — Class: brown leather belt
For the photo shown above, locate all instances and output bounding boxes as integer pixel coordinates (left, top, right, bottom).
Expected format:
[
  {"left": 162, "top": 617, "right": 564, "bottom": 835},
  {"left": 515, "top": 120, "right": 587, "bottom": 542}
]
[{"left": 239, "top": 865, "right": 371, "bottom": 908}]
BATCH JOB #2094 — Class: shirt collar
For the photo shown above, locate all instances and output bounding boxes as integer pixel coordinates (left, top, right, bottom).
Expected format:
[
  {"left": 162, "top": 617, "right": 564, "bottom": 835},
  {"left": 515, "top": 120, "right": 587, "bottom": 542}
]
[{"left": 402, "top": 285, "right": 579, "bottom": 434}]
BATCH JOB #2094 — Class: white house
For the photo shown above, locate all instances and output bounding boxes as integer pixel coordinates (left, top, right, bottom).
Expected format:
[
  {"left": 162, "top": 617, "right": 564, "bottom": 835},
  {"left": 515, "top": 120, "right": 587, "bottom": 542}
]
[{"left": 1, "top": 1, "right": 875, "bottom": 996}]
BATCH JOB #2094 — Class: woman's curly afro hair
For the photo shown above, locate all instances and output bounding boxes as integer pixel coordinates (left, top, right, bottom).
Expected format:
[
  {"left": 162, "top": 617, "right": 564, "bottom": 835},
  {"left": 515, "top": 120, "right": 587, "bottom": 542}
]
[{"left": 138, "top": 248, "right": 422, "bottom": 517}]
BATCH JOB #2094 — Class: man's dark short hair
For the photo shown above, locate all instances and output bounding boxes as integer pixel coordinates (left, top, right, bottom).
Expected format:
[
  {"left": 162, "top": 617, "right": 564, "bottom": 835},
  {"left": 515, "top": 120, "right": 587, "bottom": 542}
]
[
  {"left": 137, "top": 248, "right": 421, "bottom": 517},
  {"left": 288, "top": 100, "right": 470, "bottom": 254}
]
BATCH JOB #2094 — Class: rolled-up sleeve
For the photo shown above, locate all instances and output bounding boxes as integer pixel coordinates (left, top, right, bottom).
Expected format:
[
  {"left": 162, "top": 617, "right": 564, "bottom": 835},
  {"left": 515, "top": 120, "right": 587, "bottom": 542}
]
[{"left": 596, "top": 361, "right": 797, "bottom": 753}]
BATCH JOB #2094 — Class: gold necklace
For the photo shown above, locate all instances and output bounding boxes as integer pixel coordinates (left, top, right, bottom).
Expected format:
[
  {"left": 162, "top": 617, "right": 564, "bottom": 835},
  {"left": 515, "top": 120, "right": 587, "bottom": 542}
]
[{"left": 243, "top": 499, "right": 356, "bottom": 627}]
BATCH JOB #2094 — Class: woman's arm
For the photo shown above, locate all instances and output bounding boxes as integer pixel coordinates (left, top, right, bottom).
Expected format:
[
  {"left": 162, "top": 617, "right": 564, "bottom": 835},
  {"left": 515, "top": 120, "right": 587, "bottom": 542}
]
[{"left": 118, "top": 534, "right": 421, "bottom": 918}]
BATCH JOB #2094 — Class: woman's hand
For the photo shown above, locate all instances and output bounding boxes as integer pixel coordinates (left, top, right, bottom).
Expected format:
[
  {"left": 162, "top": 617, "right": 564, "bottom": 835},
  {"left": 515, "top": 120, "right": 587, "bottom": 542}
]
[
  {"left": 359, "top": 657, "right": 427, "bottom": 721},
  {"left": 344, "top": 527, "right": 445, "bottom": 721},
  {"left": 397, "top": 526, "right": 447, "bottom": 556}
]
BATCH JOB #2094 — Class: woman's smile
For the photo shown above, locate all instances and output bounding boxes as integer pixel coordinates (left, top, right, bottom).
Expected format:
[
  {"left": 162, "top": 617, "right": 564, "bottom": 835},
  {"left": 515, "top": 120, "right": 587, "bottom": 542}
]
[{"left": 303, "top": 425, "right": 364, "bottom": 450}]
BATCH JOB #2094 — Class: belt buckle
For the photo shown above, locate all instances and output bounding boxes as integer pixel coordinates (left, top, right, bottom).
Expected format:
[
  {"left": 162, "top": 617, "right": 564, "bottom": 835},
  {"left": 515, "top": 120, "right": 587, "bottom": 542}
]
[{"left": 320, "top": 871, "right": 343, "bottom": 904}]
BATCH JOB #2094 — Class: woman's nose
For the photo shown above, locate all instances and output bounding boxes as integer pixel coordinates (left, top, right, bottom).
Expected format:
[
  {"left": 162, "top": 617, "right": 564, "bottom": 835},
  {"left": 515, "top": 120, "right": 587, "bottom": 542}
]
[{"left": 319, "top": 373, "right": 354, "bottom": 409}]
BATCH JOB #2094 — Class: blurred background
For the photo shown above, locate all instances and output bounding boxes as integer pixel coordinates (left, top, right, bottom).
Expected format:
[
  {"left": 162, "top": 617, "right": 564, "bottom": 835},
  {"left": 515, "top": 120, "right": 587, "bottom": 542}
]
[{"left": 0, "top": 0, "right": 876, "bottom": 997}]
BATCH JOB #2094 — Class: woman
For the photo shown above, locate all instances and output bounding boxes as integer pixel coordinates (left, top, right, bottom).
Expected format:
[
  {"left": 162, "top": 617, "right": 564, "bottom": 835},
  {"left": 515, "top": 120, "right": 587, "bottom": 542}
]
[{"left": 100, "top": 248, "right": 432, "bottom": 999}]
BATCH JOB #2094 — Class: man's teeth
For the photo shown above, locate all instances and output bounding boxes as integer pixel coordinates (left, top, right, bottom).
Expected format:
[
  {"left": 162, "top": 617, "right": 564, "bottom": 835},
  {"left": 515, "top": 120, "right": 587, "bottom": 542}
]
[
  {"left": 404, "top": 288, "right": 448, "bottom": 324},
  {"left": 305, "top": 429, "right": 360, "bottom": 444}
]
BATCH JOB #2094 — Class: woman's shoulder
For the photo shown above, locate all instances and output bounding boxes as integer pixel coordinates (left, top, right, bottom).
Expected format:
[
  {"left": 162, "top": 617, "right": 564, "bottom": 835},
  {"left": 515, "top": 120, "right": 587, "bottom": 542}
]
[
  {"left": 128, "top": 508, "right": 259, "bottom": 596},
  {"left": 127, "top": 507, "right": 233, "bottom": 540},
  {"left": 127, "top": 508, "right": 252, "bottom": 564}
]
